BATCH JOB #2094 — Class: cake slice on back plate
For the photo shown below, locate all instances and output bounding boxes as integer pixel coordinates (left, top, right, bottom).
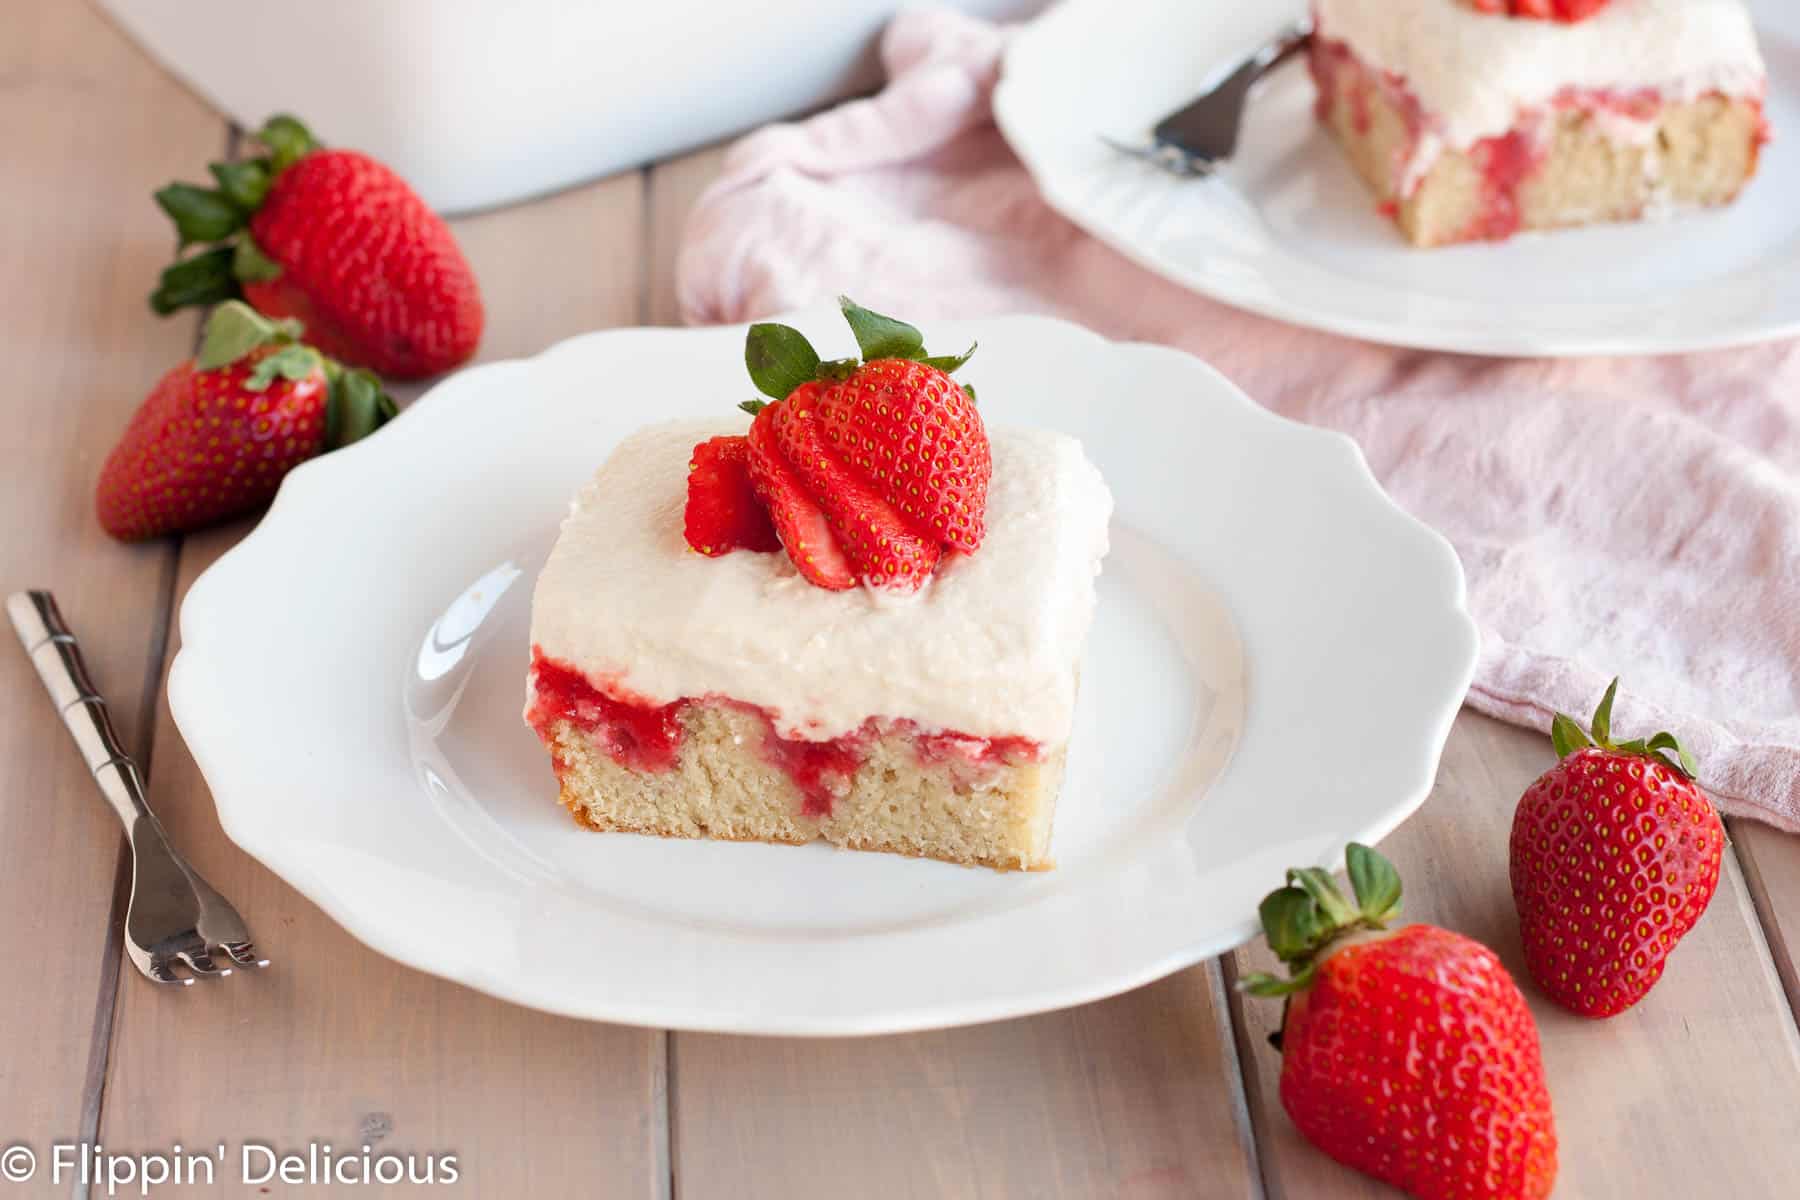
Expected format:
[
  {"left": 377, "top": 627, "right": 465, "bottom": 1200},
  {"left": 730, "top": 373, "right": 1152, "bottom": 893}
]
[
  {"left": 525, "top": 301, "right": 1113, "bottom": 871},
  {"left": 1310, "top": 0, "right": 1770, "bottom": 246}
]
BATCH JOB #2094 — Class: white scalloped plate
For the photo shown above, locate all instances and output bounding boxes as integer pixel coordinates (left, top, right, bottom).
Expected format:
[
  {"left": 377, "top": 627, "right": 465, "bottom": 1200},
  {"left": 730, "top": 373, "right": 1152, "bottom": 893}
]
[
  {"left": 994, "top": 0, "right": 1800, "bottom": 357},
  {"left": 169, "top": 313, "right": 1476, "bottom": 1035}
]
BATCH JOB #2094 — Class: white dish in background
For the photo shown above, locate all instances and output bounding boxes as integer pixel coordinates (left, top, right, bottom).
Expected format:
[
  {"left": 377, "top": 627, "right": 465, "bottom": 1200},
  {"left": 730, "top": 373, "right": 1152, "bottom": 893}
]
[
  {"left": 169, "top": 313, "right": 1475, "bottom": 1035},
  {"left": 994, "top": 0, "right": 1800, "bottom": 357},
  {"left": 97, "top": 0, "right": 1044, "bottom": 214}
]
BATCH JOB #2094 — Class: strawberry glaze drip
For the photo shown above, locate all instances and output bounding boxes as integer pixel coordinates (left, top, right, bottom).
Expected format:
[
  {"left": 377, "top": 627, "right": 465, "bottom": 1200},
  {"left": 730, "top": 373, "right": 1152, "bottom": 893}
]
[
  {"left": 527, "top": 650, "right": 684, "bottom": 771},
  {"left": 527, "top": 651, "right": 1042, "bottom": 816}
]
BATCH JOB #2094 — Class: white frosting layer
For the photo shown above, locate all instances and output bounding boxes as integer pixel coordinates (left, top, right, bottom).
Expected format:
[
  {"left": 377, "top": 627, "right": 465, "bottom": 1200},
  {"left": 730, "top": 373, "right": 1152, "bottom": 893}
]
[
  {"left": 528, "top": 418, "right": 1114, "bottom": 744},
  {"left": 1316, "top": 0, "right": 1766, "bottom": 151}
]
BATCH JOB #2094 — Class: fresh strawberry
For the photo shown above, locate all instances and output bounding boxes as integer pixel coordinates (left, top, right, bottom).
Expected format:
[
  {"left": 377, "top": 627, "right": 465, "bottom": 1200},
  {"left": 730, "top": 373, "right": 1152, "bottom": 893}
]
[
  {"left": 746, "top": 400, "right": 856, "bottom": 590},
  {"left": 1510, "top": 678, "right": 1723, "bottom": 1018},
  {"left": 1472, "top": 0, "right": 1610, "bottom": 20},
  {"left": 684, "top": 435, "right": 780, "bottom": 557},
  {"left": 768, "top": 385, "right": 942, "bottom": 590},
  {"left": 734, "top": 297, "right": 986, "bottom": 593},
  {"left": 810, "top": 357, "right": 990, "bottom": 553},
  {"left": 96, "top": 301, "right": 394, "bottom": 540},
  {"left": 149, "top": 115, "right": 483, "bottom": 379},
  {"left": 1242, "top": 845, "right": 1558, "bottom": 1200}
]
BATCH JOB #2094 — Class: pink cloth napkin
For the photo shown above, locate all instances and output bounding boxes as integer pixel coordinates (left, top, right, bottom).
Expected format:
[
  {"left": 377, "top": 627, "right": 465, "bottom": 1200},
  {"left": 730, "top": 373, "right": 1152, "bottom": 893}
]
[{"left": 676, "top": 9, "right": 1800, "bottom": 830}]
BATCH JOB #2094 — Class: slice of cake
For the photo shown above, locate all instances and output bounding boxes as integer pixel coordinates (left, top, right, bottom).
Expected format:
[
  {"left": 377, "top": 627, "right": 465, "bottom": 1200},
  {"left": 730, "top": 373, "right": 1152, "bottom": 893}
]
[
  {"left": 525, "top": 301, "right": 1112, "bottom": 870},
  {"left": 1310, "top": 0, "right": 1770, "bottom": 246}
]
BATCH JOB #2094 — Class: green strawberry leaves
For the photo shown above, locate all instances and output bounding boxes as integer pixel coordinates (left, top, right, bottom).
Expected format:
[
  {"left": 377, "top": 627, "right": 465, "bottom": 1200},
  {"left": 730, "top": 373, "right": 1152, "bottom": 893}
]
[
  {"left": 232, "top": 234, "right": 283, "bottom": 283},
  {"left": 740, "top": 297, "right": 979, "bottom": 409},
  {"left": 920, "top": 344, "right": 978, "bottom": 374},
  {"left": 325, "top": 367, "right": 397, "bottom": 449},
  {"left": 246, "top": 344, "right": 323, "bottom": 391},
  {"left": 149, "top": 247, "right": 238, "bottom": 315},
  {"left": 209, "top": 160, "right": 271, "bottom": 212},
  {"left": 258, "top": 114, "right": 317, "bottom": 172},
  {"left": 155, "top": 184, "right": 245, "bottom": 246},
  {"left": 745, "top": 323, "right": 822, "bottom": 400},
  {"left": 197, "top": 300, "right": 300, "bottom": 370},
  {"left": 148, "top": 114, "right": 318, "bottom": 316},
  {"left": 1345, "top": 842, "right": 1403, "bottom": 924},
  {"left": 837, "top": 296, "right": 977, "bottom": 386},
  {"left": 1551, "top": 676, "right": 1699, "bottom": 778},
  {"left": 840, "top": 297, "right": 925, "bottom": 360},
  {"left": 192, "top": 301, "right": 395, "bottom": 451},
  {"left": 1239, "top": 842, "right": 1404, "bottom": 1001}
]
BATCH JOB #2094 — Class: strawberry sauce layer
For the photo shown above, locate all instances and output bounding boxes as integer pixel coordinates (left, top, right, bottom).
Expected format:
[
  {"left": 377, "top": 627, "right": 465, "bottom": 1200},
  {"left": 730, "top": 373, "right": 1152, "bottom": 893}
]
[
  {"left": 527, "top": 649, "right": 1042, "bottom": 817},
  {"left": 526, "top": 652, "right": 684, "bottom": 772}
]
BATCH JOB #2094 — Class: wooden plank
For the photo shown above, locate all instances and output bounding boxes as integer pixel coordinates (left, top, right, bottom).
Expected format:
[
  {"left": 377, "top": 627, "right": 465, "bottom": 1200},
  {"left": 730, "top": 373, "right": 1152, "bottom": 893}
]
[
  {"left": 96, "top": 174, "right": 664, "bottom": 1196},
  {"left": 1229, "top": 712, "right": 1800, "bottom": 1200},
  {"left": 672, "top": 972, "right": 1258, "bottom": 1200},
  {"left": 645, "top": 144, "right": 730, "bottom": 325},
  {"left": 1732, "top": 822, "right": 1800, "bottom": 1015},
  {"left": 0, "top": 0, "right": 221, "bottom": 1150}
]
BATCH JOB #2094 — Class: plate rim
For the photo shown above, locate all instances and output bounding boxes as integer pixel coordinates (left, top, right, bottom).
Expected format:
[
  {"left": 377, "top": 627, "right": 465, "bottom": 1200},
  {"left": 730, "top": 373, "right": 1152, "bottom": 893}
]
[
  {"left": 168, "top": 313, "right": 1479, "bottom": 1035},
  {"left": 993, "top": 0, "right": 1800, "bottom": 358}
]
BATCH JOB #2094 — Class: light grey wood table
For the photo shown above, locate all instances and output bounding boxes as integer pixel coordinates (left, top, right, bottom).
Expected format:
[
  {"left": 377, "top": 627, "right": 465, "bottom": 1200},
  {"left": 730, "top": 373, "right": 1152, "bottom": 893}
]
[{"left": 5, "top": 5, "right": 1799, "bottom": 1196}]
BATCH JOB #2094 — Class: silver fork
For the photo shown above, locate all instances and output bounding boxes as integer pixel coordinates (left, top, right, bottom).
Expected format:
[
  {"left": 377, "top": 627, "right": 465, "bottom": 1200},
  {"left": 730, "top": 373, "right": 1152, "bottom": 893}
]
[
  {"left": 7, "top": 590, "right": 267, "bottom": 985},
  {"left": 1104, "top": 17, "right": 1314, "bottom": 178}
]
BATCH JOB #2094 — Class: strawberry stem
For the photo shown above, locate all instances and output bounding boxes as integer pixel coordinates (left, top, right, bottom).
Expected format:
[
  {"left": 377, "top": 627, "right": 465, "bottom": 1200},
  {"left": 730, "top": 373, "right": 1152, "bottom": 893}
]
[
  {"left": 149, "top": 113, "right": 320, "bottom": 318},
  {"left": 740, "top": 300, "right": 983, "bottom": 413},
  {"left": 258, "top": 114, "right": 317, "bottom": 173},
  {"left": 1551, "top": 677, "right": 1697, "bottom": 777},
  {"left": 1239, "top": 843, "right": 1404, "bottom": 1002}
]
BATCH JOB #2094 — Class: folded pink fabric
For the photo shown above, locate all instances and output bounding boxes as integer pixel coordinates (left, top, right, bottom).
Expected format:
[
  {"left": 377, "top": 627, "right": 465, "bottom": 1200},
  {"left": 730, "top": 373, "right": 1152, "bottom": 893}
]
[{"left": 677, "top": 9, "right": 1800, "bottom": 829}]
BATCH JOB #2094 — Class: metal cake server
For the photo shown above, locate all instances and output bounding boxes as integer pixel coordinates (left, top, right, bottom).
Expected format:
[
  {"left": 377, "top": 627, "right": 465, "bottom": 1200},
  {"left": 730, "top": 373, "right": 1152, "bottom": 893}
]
[
  {"left": 1105, "top": 16, "right": 1314, "bottom": 177},
  {"left": 7, "top": 589, "right": 267, "bottom": 985}
]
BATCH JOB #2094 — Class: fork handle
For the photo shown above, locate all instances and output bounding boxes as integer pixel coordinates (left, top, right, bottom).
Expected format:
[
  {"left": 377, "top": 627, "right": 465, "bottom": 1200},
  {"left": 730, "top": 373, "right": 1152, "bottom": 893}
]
[{"left": 7, "top": 590, "right": 152, "bottom": 831}]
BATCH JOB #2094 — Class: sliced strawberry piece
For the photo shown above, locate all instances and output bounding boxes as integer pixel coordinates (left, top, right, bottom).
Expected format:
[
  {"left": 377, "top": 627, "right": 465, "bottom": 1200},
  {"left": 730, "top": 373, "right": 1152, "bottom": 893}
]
[
  {"left": 684, "top": 435, "right": 779, "bottom": 557},
  {"left": 811, "top": 358, "right": 990, "bottom": 553},
  {"left": 1474, "top": 0, "right": 1608, "bottom": 19},
  {"left": 745, "top": 399, "right": 856, "bottom": 590},
  {"left": 1554, "top": 0, "right": 1609, "bottom": 20},
  {"left": 769, "top": 389, "right": 941, "bottom": 593}
]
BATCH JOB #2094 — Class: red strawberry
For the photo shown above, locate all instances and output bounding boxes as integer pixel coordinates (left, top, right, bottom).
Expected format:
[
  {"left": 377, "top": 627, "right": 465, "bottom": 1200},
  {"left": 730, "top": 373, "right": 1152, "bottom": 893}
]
[
  {"left": 1472, "top": 0, "right": 1610, "bottom": 20},
  {"left": 684, "top": 435, "right": 780, "bottom": 557},
  {"left": 150, "top": 114, "right": 482, "bottom": 379},
  {"left": 734, "top": 298, "right": 987, "bottom": 593},
  {"left": 811, "top": 357, "right": 990, "bottom": 553},
  {"left": 1242, "top": 845, "right": 1558, "bottom": 1200},
  {"left": 768, "top": 386, "right": 942, "bottom": 590},
  {"left": 746, "top": 401, "right": 856, "bottom": 590},
  {"left": 1510, "top": 678, "right": 1723, "bottom": 1018},
  {"left": 96, "top": 301, "right": 394, "bottom": 540}
]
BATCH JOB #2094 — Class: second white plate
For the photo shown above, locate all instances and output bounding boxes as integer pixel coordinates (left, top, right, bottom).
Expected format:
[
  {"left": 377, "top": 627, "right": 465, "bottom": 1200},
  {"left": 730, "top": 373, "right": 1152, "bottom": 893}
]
[{"left": 994, "top": 0, "right": 1800, "bottom": 357}]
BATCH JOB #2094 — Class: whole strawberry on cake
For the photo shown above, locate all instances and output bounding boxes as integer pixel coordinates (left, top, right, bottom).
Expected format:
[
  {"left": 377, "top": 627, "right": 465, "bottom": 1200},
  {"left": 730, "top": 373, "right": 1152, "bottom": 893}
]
[
  {"left": 1310, "top": 0, "right": 1770, "bottom": 246},
  {"left": 524, "top": 300, "right": 1113, "bottom": 870}
]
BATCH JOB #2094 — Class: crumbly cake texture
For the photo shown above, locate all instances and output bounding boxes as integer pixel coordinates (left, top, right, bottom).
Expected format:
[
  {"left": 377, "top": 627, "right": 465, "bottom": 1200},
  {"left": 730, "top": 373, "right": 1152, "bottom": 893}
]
[
  {"left": 544, "top": 707, "right": 1066, "bottom": 870},
  {"left": 1311, "top": 0, "right": 1768, "bottom": 246},
  {"left": 525, "top": 417, "right": 1113, "bottom": 871}
]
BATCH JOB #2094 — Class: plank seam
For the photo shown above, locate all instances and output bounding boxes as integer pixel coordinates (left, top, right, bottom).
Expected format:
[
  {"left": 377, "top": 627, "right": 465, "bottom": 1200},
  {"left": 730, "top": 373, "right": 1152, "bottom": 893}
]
[
  {"left": 1214, "top": 956, "right": 1271, "bottom": 1200},
  {"left": 74, "top": 124, "right": 239, "bottom": 1200},
  {"left": 662, "top": 1030, "right": 679, "bottom": 1200},
  {"left": 637, "top": 166, "right": 655, "bottom": 326},
  {"left": 1724, "top": 821, "right": 1800, "bottom": 1037}
]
